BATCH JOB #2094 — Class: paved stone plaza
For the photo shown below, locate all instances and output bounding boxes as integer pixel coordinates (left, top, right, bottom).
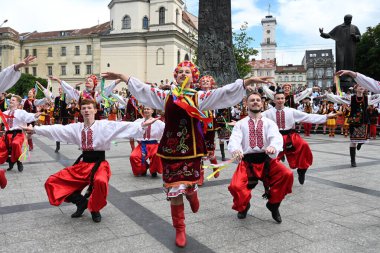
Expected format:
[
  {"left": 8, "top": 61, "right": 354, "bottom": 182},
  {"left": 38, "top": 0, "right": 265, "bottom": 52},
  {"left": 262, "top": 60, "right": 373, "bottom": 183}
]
[{"left": 1, "top": 134, "right": 380, "bottom": 253}]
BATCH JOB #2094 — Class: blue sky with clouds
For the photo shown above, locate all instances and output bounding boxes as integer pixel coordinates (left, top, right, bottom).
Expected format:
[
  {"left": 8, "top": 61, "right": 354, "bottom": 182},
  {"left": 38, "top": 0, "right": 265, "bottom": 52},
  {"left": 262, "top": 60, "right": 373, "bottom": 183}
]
[
  {"left": 2, "top": 0, "right": 379, "bottom": 65},
  {"left": 185, "top": 0, "right": 380, "bottom": 65}
]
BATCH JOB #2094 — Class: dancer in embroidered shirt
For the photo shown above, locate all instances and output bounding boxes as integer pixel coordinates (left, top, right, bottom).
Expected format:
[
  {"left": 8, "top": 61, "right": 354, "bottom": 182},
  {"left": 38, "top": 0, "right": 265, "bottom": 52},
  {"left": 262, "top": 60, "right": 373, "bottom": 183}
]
[
  {"left": 326, "top": 83, "right": 380, "bottom": 167},
  {"left": 228, "top": 92, "right": 293, "bottom": 223},
  {"left": 22, "top": 99, "right": 157, "bottom": 223},
  {"left": 101, "top": 60, "right": 273, "bottom": 248},
  {"left": 0, "top": 95, "right": 40, "bottom": 172},
  {"left": 262, "top": 90, "right": 336, "bottom": 184},
  {"left": 130, "top": 106, "right": 165, "bottom": 177}
]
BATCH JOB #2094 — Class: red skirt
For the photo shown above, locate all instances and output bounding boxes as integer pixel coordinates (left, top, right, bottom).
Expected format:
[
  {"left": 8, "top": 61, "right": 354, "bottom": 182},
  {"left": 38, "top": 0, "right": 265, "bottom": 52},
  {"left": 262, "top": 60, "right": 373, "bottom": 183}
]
[
  {"left": 161, "top": 157, "right": 201, "bottom": 188},
  {"left": 45, "top": 160, "right": 111, "bottom": 212}
]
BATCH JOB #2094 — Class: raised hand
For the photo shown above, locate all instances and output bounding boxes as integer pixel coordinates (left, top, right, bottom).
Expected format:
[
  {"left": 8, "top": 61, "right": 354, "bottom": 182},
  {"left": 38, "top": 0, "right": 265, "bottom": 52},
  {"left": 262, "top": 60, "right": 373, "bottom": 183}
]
[
  {"left": 336, "top": 70, "right": 357, "bottom": 78},
  {"left": 14, "top": 55, "right": 37, "bottom": 71},
  {"left": 244, "top": 76, "right": 274, "bottom": 88},
  {"left": 142, "top": 117, "right": 158, "bottom": 127},
  {"left": 101, "top": 72, "right": 129, "bottom": 83}
]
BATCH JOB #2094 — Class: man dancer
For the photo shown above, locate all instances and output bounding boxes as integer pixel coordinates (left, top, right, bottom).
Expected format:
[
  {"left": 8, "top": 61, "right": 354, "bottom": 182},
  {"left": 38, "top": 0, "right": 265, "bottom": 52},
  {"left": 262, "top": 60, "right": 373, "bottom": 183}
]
[
  {"left": 130, "top": 106, "right": 165, "bottom": 177},
  {"left": 228, "top": 92, "right": 293, "bottom": 223},
  {"left": 0, "top": 95, "right": 40, "bottom": 172},
  {"left": 23, "top": 99, "right": 157, "bottom": 222},
  {"left": 262, "top": 91, "right": 335, "bottom": 184}
]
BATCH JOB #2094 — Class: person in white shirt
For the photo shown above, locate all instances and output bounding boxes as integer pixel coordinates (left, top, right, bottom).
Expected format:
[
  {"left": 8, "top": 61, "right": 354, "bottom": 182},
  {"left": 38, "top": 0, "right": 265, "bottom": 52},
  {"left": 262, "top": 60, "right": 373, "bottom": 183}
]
[
  {"left": 228, "top": 92, "right": 293, "bottom": 223},
  {"left": 262, "top": 91, "right": 335, "bottom": 184},
  {"left": 0, "top": 95, "right": 40, "bottom": 172},
  {"left": 0, "top": 56, "right": 36, "bottom": 93},
  {"left": 130, "top": 106, "right": 165, "bottom": 177},
  {"left": 336, "top": 70, "right": 380, "bottom": 94},
  {"left": 23, "top": 99, "right": 157, "bottom": 223}
]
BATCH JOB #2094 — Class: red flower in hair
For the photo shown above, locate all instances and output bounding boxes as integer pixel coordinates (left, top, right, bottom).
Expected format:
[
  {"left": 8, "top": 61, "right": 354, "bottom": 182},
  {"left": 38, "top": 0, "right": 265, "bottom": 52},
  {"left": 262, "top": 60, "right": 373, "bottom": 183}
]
[{"left": 173, "top": 60, "right": 200, "bottom": 83}]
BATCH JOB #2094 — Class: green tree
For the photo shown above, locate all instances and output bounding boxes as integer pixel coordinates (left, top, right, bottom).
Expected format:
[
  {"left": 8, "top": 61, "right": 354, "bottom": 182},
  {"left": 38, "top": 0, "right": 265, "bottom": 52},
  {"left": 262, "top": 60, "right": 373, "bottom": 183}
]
[
  {"left": 233, "top": 22, "right": 258, "bottom": 78},
  {"left": 7, "top": 74, "right": 47, "bottom": 99},
  {"left": 355, "top": 23, "right": 380, "bottom": 80}
]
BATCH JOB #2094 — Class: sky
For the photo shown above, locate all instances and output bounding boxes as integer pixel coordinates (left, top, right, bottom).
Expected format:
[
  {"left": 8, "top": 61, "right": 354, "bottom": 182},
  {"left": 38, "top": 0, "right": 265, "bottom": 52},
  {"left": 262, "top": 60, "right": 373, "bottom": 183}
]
[{"left": 1, "top": 0, "right": 379, "bottom": 65}]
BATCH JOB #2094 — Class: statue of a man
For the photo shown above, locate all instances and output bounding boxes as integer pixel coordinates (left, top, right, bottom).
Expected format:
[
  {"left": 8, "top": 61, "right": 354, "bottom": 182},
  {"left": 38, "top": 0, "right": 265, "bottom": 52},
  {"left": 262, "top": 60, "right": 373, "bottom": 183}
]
[{"left": 319, "top": 14, "right": 361, "bottom": 72}]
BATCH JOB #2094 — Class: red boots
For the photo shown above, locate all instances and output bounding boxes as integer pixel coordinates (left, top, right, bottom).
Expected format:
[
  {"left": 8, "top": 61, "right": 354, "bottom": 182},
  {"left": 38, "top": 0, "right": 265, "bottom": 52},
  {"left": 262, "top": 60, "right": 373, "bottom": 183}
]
[
  {"left": 0, "top": 169, "right": 7, "bottom": 189},
  {"left": 186, "top": 192, "right": 200, "bottom": 213},
  {"left": 171, "top": 204, "right": 186, "bottom": 247}
]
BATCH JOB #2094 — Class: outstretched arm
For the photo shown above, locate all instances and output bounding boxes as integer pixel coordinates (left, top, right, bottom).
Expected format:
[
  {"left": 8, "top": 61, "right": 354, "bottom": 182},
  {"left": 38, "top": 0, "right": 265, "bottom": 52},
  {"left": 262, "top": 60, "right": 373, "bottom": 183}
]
[
  {"left": 51, "top": 76, "right": 80, "bottom": 101},
  {"left": 102, "top": 72, "right": 167, "bottom": 110}
]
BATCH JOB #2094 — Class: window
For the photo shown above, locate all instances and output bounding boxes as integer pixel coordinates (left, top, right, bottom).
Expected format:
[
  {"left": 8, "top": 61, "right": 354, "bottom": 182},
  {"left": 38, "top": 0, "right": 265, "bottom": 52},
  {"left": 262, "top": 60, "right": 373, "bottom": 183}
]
[
  {"left": 309, "top": 53, "right": 316, "bottom": 57},
  {"left": 177, "top": 50, "right": 180, "bottom": 64},
  {"left": 267, "top": 30, "right": 271, "bottom": 34},
  {"left": 317, "top": 68, "right": 324, "bottom": 78},
  {"left": 298, "top": 76, "right": 303, "bottom": 81},
  {"left": 25, "top": 49, "right": 29, "bottom": 57},
  {"left": 32, "top": 67, "right": 37, "bottom": 76},
  {"left": 291, "top": 76, "right": 296, "bottom": 81},
  {"left": 326, "top": 68, "right": 333, "bottom": 77},
  {"left": 156, "top": 48, "right": 164, "bottom": 65},
  {"left": 122, "top": 15, "right": 131, "bottom": 29},
  {"left": 159, "top": 7, "right": 165, "bottom": 25},
  {"left": 86, "top": 45, "right": 92, "bottom": 55},
  {"left": 48, "top": 47, "right": 52, "bottom": 57},
  {"left": 285, "top": 76, "right": 289, "bottom": 82},
  {"left": 267, "top": 38, "right": 270, "bottom": 44},
  {"left": 307, "top": 69, "right": 313, "bottom": 78},
  {"left": 0, "top": 48, "right": 2, "bottom": 56},
  {"left": 61, "top": 47, "right": 66, "bottom": 56},
  {"left": 184, "top": 54, "right": 189, "bottom": 61},
  {"left": 48, "top": 66, "right": 53, "bottom": 76},
  {"left": 326, "top": 80, "right": 332, "bottom": 86},
  {"left": 33, "top": 49, "right": 37, "bottom": 57},
  {"left": 86, "top": 65, "right": 92, "bottom": 75},
  {"left": 278, "top": 76, "right": 283, "bottom": 81},
  {"left": 267, "top": 71, "right": 270, "bottom": 76},
  {"left": 143, "top": 16, "right": 149, "bottom": 29},
  {"left": 111, "top": 20, "right": 114, "bottom": 30},
  {"left": 61, "top": 65, "right": 66, "bottom": 75},
  {"left": 25, "top": 67, "right": 29, "bottom": 74},
  {"left": 75, "top": 65, "right": 80, "bottom": 75},
  {"left": 75, "top": 46, "right": 80, "bottom": 56}
]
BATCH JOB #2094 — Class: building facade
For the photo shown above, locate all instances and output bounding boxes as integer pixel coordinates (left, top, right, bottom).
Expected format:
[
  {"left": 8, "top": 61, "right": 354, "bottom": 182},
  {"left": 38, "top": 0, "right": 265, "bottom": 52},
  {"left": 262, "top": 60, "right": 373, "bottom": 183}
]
[
  {"left": 275, "top": 64, "right": 306, "bottom": 90},
  {"left": 249, "top": 59, "right": 276, "bottom": 79},
  {"left": 302, "top": 49, "right": 334, "bottom": 88},
  {"left": 0, "top": 0, "right": 197, "bottom": 94}
]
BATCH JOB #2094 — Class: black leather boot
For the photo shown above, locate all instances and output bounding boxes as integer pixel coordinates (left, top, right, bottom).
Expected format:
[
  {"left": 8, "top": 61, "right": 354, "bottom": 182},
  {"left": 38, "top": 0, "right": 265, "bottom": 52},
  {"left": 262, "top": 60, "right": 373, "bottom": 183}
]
[
  {"left": 266, "top": 202, "right": 282, "bottom": 223},
  {"left": 55, "top": 141, "right": 60, "bottom": 153},
  {"left": 66, "top": 192, "right": 88, "bottom": 218},
  {"left": 220, "top": 143, "right": 226, "bottom": 161},
  {"left": 237, "top": 202, "right": 250, "bottom": 219},
  {"left": 91, "top": 211, "right": 102, "bottom": 222},
  {"left": 7, "top": 160, "right": 15, "bottom": 171},
  {"left": 297, "top": 169, "right": 306, "bottom": 185},
  {"left": 17, "top": 161, "right": 23, "bottom": 172},
  {"left": 350, "top": 147, "right": 356, "bottom": 167}
]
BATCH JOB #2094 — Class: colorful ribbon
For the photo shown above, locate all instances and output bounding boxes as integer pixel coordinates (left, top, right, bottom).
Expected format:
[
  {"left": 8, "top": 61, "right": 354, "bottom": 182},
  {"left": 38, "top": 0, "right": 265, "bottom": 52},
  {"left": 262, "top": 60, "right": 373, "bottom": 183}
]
[
  {"left": 171, "top": 77, "right": 212, "bottom": 131},
  {"left": 203, "top": 158, "right": 236, "bottom": 180},
  {"left": 335, "top": 75, "right": 343, "bottom": 96}
]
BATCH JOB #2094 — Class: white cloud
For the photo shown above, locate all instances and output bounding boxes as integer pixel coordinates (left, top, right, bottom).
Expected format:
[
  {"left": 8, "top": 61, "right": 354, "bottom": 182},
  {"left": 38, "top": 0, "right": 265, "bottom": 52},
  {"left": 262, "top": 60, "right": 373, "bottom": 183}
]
[{"left": 0, "top": 0, "right": 109, "bottom": 32}]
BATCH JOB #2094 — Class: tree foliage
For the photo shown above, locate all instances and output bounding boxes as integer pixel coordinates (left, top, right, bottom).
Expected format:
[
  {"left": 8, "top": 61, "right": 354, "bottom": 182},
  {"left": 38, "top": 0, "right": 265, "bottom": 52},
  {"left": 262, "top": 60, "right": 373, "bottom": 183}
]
[
  {"left": 7, "top": 74, "right": 47, "bottom": 99},
  {"left": 355, "top": 23, "right": 380, "bottom": 80},
  {"left": 233, "top": 22, "right": 258, "bottom": 78}
]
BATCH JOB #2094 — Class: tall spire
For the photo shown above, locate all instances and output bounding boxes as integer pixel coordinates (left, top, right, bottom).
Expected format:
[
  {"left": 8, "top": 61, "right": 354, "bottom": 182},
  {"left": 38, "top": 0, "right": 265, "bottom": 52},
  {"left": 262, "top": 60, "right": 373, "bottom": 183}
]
[{"left": 268, "top": 3, "right": 271, "bottom": 16}]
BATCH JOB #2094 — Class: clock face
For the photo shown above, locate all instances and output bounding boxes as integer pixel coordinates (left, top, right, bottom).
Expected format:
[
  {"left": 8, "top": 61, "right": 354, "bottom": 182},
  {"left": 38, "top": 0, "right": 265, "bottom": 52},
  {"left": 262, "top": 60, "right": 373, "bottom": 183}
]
[{"left": 267, "top": 30, "right": 270, "bottom": 34}]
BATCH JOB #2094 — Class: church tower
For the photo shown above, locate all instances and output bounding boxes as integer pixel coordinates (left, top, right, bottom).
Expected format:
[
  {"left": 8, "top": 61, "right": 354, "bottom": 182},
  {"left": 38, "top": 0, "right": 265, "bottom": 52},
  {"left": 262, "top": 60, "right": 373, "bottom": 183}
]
[{"left": 260, "top": 7, "right": 277, "bottom": 60}]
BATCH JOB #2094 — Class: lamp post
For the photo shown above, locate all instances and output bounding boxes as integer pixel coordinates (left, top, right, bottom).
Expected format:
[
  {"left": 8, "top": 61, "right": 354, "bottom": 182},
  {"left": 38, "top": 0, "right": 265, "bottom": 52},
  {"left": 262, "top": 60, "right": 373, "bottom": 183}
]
[{"left": 0, "top": 19, "right": 8, "bottom": 28}]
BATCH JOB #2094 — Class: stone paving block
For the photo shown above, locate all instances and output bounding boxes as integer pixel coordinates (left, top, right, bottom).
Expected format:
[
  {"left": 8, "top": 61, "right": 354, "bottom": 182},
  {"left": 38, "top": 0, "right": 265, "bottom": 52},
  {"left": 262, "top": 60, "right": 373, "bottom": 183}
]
[
  {"left": 292, "top": 238, "right": 366, "bottom": 253},
  {"left": 330, "top": 213, "right": 380, "bottom": 229},
  {"left": 286, "top": 209, "right": 342, "bottom": 225},
  {"left": 325, "top": 202, "right": 375, "bottom": 216},
  {"left": 243, "top": 231, "right": 311, "bottom": 253},
  {"left": 0, "top": 240, "right": 47, "bottom": 253}
]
